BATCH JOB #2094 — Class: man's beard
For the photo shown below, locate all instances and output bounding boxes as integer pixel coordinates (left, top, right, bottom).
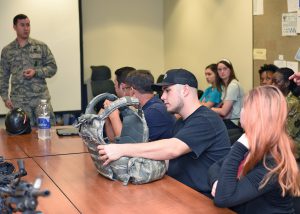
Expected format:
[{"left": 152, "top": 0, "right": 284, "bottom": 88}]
[{"left": 167, "top": 100, "right": 183, "bottom": 115}]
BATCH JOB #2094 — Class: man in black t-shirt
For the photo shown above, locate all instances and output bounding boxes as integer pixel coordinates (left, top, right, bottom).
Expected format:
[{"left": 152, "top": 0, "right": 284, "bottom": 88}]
[{"left": 98, "top": 68, "right": 230, "bottom": 196}]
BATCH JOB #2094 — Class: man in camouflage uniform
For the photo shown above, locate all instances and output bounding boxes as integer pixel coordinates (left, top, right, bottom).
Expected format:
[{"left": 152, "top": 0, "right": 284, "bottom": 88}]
[
  {"left": 286, "top": 92, "right": 300, "bottom": 160},
  {"left": 273, "top": 68, "right": 300, "bottom": 160},
  {"left": 0, "top": 14, "right": 57, "bottom": 126}
]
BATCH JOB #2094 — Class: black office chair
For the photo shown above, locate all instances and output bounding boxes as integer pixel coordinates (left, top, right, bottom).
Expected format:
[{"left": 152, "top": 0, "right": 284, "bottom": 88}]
[
  {"left": 157, "top": 74, "right": 164, "bottom": 83},
  {"left": 90, "top": 65, "right": 116, "bottom": 97},
  {"left": 197, "top": 90, "right": 203, "bottom": 99},
  {"left": 155, "top": 74, "right": 164, "bottom": 98},
  {"left": 227, "top": 128, "right": 244, "bottom": 145},
  {"left": 90, "top": 65, "right": 116, "bottom": 112}
]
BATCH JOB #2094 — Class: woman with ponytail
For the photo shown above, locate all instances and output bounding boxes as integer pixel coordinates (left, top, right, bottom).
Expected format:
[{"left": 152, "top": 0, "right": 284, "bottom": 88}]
[
  {"left": 212, "top": 59, "right": 244, "bottom": 129},
  {"left": 209, "top": 85, "right": 300, "bottom": 214}
]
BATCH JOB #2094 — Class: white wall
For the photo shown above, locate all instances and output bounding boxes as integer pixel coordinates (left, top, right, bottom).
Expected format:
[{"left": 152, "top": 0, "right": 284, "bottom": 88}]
[
  {"left": 82, "top": 0, "right": 164, "bottom": 85},
  {"left": 164, "top": 0, "right": 253, "bottom": 92},
  {"left": 82, "top": 0, "right": 253, "bottom": 94}
]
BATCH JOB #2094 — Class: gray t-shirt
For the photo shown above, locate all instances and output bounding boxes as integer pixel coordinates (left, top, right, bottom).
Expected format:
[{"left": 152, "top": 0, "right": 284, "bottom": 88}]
[{"left": 222, "top": 79, "right": 244, "bottom": 120}]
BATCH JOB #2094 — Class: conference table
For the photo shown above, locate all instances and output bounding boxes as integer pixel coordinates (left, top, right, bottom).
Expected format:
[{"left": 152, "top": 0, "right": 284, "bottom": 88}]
[{"left": 0, "top": 127, "right": 235, "bottom": 214}]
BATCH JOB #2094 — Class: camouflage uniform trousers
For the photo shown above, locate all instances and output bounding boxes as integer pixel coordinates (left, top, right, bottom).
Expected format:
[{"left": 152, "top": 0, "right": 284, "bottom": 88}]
[{"left": 11, "top": 97, "right": 56, "bottom": 127}]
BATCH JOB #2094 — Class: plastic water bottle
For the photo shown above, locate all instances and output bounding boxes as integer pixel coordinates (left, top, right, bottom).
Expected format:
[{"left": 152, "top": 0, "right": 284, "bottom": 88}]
[{"left": 37, "top": 99, "right": 51, "bottom": 140}]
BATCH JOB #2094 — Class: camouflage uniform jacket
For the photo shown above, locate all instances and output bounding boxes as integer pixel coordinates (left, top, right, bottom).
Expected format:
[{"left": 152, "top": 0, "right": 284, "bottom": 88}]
[
  {"left": 0, "top": 38, "right": 57, "bottom": 102},
  {"left": 286, "top": 92, "right": 300, "bottom": 159}
]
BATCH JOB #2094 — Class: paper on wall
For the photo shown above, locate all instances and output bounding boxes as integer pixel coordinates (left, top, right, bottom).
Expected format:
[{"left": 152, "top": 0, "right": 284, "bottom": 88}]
[
  {"left": 286, "top": 61, "right": 298, "bottom": 72},
  {"left": 297, "top": 10, "right": 300, "bottom": 33},
  {"left": 287, "top": 0, "right": 298, "bottom": 12},
  {"left": 253, "top": 48, "right": 266, "bottom": 60},
  {"left": 282, "top": 13, "right": 297, "bottom": 36},
  {"left": 253, "top": 0, "right": 264, "bottom": 15},
  {"left": 274, "top": 60, "right": 287, "bottom": 68}
]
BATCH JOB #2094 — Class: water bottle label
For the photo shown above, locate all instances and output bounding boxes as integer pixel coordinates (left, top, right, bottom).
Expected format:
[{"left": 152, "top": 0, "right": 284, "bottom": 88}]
[{"left": 38, "top": 116, "right": 51, "bottom": 129}]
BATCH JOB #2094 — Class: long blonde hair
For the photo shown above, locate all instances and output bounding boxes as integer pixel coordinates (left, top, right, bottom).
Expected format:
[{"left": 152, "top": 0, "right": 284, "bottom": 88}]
[{"left": 242, "top": 85, "right": 300, "bottom": 196}]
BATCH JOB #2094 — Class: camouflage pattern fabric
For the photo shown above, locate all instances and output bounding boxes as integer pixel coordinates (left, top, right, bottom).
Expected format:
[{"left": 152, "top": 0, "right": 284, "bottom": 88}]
[
  {"left": 76, "top": 93, "right": 167, "bottom": 185},
  {"left": 0, "top": 38, "right": 57, "bottom": 126},
  {"left": 286, "top": 92, "right": 300, "bottom": 159}
]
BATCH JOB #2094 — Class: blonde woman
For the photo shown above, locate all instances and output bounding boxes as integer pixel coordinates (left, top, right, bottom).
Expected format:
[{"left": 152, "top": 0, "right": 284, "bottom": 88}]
[{"left": 209, "top": 85, "right": 300, "bottom": 213}]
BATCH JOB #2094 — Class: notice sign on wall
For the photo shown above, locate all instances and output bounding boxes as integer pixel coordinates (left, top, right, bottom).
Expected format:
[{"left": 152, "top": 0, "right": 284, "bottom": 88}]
[
  {"left": 282, "top": 13, "right": 297, "bottom": 36},
  {"left": 253, "top": 48, "right": 266, "bottom": 60}
]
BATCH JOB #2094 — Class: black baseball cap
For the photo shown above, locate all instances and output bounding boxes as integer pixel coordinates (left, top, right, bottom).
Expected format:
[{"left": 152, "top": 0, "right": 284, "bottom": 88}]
[{"left": 152, "top": 68, "right": 198, "bottom": 90}]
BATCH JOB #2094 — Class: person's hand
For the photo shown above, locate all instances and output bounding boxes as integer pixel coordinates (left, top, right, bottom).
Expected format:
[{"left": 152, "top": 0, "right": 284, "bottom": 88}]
[
  {"left": 211, "top": 180, "right": 218, "bottom": 197},
  {"left": 98, "top": 144, "right": 124, "bottom": 166},
  {"left": 98, "top": 100, "right": 114, "bottom": 115},
  {"left": 4, "top": 99, "right": 13, "bottom": 109},
  {"left": 23, "top": 68, "right": 36, "bottom": 79},
  {"left": 103, "top": 100, "right": 112, "bottom": 108},
  {"left": 289, "top": 73, "right": 300, "bottom": 86},
  {"left": 98, "top": 108, "right": 105, "bottom": 115},
  {"left": 237, "top": 133, "right": 249, "bottom": 149}
]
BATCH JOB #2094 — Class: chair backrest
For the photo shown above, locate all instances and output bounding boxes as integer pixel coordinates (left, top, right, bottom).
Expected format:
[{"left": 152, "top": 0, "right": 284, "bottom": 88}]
[
  {"left": 156, "top": 74, "right": 165, "bottom": 98},
  {"left": 91, "top": 81, "right": 115, "bottom": 97},
  {"left": 90, "top": 65, "right": 116, "bottom": 96},
  {"left": 91, "top": 65, "right": 111, "bottom": 81},
  {"left": 197, "top": 89, "right": 203, "bottom": 99},
  {"left": 227, "top": 128, "right": 244, "bottom": 145},
  {"left": 157, "top": 74, "right": 164, "bottom": 83}
]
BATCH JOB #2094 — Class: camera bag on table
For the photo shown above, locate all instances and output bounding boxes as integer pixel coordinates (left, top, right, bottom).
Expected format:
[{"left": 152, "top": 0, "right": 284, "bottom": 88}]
[{"left": 76, "top": 93, "right": 166, "bottom": 185}]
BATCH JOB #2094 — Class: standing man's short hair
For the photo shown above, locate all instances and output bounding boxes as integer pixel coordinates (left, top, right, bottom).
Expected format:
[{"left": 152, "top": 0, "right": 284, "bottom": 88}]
[
  {"left": 13, "top": 14, "right": 28, "bottom": 25},
  {"left": 115, "top": 67, "right": 135, "bottom": 86},
  {"left": 125, "top": 70, "right": 154, "bottom": 94}
]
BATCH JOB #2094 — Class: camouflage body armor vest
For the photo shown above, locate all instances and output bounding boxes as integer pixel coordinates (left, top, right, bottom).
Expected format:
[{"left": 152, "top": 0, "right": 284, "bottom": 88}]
[{"left": 76, "top": 93, "right": 166, "bottom": 185}]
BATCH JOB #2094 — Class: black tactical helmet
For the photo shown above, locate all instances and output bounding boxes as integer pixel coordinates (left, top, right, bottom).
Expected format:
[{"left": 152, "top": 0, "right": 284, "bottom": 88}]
[{"left": 5, "top": 108, "right": 31, "bottom": 135}]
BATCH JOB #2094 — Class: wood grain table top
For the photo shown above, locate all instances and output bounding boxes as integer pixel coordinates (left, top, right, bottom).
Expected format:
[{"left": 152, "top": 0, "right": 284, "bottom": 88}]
[{"left": 34, "top": 153, "right": 234, "bottom": 214}]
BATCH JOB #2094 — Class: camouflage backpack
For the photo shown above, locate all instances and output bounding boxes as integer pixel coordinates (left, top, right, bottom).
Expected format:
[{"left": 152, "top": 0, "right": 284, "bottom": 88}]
[{"left": 76, "top": 93, "right": 167, "bottom": 185}]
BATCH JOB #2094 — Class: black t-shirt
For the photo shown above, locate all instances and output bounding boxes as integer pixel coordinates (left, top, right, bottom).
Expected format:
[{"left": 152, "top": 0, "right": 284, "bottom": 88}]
[{"left": 168, "top": 106, "right": 231, "bottom": 196}]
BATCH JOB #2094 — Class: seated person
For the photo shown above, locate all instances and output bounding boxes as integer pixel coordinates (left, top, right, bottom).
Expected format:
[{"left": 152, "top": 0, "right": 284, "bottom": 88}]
[
  {"left": 258, "top": 64, "right": 278, "bottom": 86},
  {"left": 209, "top": 85, "right": 300, "bottom": 214},
  {"left": 100, "top": 67, "right": 136, "bottom": 139},
  {"left": 98, "top": 68, "right": 231, "bottom": 196},
  {"left": 272, "top": 67, "right": 300, "bottom": 159},
  {"left": 113, "top": 66, "right": 136, "bottom": 98},
  {"left": 212, "top": 59, "right": 244, "bottom": 129},
  {"left": 200, "top": 64, "right": 222, "bottom": 108},
  {"left": 105, "top": 70, "right": 176, "bottom": 142}
]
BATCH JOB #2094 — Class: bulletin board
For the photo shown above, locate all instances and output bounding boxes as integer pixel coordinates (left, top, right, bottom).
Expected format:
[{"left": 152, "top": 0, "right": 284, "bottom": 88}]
[{"left": 253, "top": 0, "right": 300, "bottom": 87}]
